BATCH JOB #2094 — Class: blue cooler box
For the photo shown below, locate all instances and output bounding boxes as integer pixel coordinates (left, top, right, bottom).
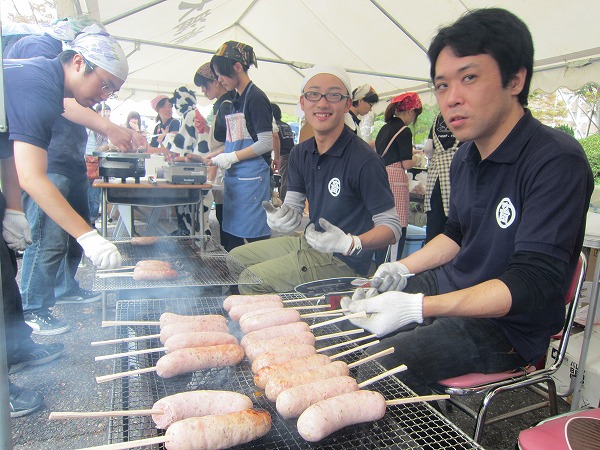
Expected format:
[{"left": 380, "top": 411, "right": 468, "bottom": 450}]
[{"left": 401, "top": 225, "right": 426, "bottom": 259}]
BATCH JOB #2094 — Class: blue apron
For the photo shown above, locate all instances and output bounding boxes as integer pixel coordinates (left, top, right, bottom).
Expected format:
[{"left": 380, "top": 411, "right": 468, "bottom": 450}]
[{"left": 223, "top": 83, "right": 271, "bottom": 238}]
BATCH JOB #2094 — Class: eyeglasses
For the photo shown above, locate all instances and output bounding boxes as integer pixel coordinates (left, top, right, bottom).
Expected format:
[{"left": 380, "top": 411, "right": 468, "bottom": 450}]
[
  {"left": 84, "top": 60, "right": 118, "bottom": 99},
  {"left": 302, "top": 91, "right": 349, "bottom": 103}
]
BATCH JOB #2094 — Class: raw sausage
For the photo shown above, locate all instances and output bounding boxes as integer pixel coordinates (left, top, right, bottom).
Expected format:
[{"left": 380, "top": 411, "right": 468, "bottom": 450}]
[
  {"left": 240, "top": 309, "right": 301, "bottom": 334},
  {"left": 237, "top": 306, "right": 286, "bottom": 325},
  {"left": 229, "top": 301, "right": 284, "bottom": 321},
  {"left": 223, "top": 294, "right": 282, "bottom": 311},
  {"left": 297, "top": 390, "right": 386, "bottom": 442},
  {"left": 240, "top": 322, "right": 311, "bottom": 349},
  {"left": 132, "top": 267, "right": 178, "bottom": 281},
  {"left": 253, "top": 354, "right": 331, "bottom": 389},
  {"left": 130, "top": 236, "right": 159, "bottom": 246},
  {"left": 160, "top": 321, "right": 230, "bottom": 343},
  {"left": 152, "top": 390, "right": 253, "bottom": 429},
  {"left": 265, "top": 361, "right": 350, "bottom": 401},
  {"left": 244, "top": 332, "right": 316, "bottom": 362},
  {"left": 276, "top": 375, "right": 359, "bottom": 419},
  {"left": 159, "top": 313, "right": 227, "bottom": 328},
  {"left": 156, "top": 344, "right": 244, "bottom": 378},
  {"left": 136, "top": 260, "right": 172, "bottom": 269},
  {"left": 251, "top": 344, "right": 316, "bottom": 373},
  {"left": 164, "top": 332, "right": 238, "bottom": 352}
]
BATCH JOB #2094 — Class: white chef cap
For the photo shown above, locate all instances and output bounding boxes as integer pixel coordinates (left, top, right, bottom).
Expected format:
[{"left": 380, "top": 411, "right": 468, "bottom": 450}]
[{"left": 300, "top": 65, "right": 351, "bottom": 96}]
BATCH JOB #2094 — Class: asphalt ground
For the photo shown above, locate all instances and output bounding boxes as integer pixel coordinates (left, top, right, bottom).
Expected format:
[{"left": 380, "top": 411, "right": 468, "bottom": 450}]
[{"left": 7, "top": 211, "right": 572, "bottom": 450}]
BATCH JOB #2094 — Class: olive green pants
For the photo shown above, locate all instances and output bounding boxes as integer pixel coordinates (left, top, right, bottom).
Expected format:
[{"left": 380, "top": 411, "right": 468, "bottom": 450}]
[{"left": 230, "top": 235, "right": 359, "bottom": 294}]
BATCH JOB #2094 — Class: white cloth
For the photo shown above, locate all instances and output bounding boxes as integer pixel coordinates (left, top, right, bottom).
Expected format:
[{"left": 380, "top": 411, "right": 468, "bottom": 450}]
[
  {"left": 211, "top": 152, "right": 239, "bottom": 170},
  {"left": 2, "top": 209, "right": 32, "bottom": 251},
  {"left": 305, "top": 218, "right": 353, "bottom": 254},
  {"left": 77, "top": 230, "right": 122, "bottom": 269},
  {"left": 352, "top": 83, "right": 371, "bottom": 101},
  {"left": 300, "top": 64, "right": 352, "bottom": 96}
]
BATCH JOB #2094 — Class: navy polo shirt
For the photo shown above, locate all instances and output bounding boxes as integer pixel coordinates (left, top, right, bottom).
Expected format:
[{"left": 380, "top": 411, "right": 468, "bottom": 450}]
[
  {"left": 436, "top": 110, "right": 593, "bottom": 362},
  {"left": 288, "top": 126, "right": 395, "bottom": 274}
]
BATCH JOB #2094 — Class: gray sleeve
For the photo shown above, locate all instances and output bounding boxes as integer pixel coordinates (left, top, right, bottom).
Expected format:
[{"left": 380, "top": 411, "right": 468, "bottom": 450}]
[
  {"left": 283, "top": 191, "right": 306, "bottom": 214},
  {"left": 373, "top": 207, "right": 402, "bottom": 241},
  {"left": 251, "top": 131, "right": 274, "bottom": 156}
]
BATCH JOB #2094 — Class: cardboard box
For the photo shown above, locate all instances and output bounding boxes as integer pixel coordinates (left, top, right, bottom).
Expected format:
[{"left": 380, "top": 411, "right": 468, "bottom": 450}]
[{"left": 547, "top": 329, "right": 600, "bottom": 408}]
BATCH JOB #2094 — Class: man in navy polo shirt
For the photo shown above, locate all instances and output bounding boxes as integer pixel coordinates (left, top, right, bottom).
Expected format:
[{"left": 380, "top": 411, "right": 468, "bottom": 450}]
[
  {"left": 342, "top": 8, "right": 594, "bottom": 394},
  {"left": 230, "top": 65, "right": 401, "bottom": 294}
]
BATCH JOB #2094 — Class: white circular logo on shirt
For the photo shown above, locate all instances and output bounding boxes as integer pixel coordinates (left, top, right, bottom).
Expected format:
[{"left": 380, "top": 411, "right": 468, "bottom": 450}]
[
  {"left": 328, "top": 178, "right": 341, "bottom": 197},
  {"left": 496, "top": 197, "right": 516, "bottom": 229}
]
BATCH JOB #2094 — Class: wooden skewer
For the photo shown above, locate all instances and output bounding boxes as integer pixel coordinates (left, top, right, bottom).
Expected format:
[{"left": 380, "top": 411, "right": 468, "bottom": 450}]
[
  {"left": 75, "top": 436, "right": 168, "bottom": 450},
  {"left": 288, "top": 304, "right": 331, "bottom": 310},
  {"left": 308, "top": 311, "right": 366, "bottom": 329},
  {"left": 314, "top": 328, "right": 364, "bottom": 341},
  {"left": 281, "top": 295, "right": 325, "bottom": 303},
  {"left": 96, "top": 367, "right": 156, "bottom": 383},
  {"left": 91, "top": 334, "right": 161, "bottom": 346},
  {"left": 329, "top": 339, "right": 379, "bottom": 359},
  {"left": 347, "top": 347, "right": 394, "bottom": 368},
  {"left": 102, "top": 321, "right": 160, "bottom": 327},
  {"left": 317, "top": 334, "right": 376, "bottom": 352},
  {"left": 357, "top": 365, "right": 408, "bottom": 388},
  {"left": 95, "top": 346, "right": 167, "bottom": 361},
  {"left": 49, "top": 409, "right": 163, "bottom": 420},
  {"left": 96, "top": 266, "right": 136, "bottom": 272},
  {"left": 299, "top": 309, "right": 349, "bottom": 318},
  {"left": 96, "top": 272, "right": 135, "bottom": 278},
  {"left": 386, "top": 394, "right": 450, "bottom": 406}
]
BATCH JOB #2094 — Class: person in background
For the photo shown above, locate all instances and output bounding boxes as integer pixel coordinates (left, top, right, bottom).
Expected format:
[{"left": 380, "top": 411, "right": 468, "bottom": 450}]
[
  {"left": 342, "top": 8, "right": 593, "bottom": 396},
  {"left": 125, "top": 111, "right": 148, "bottom": 152},
  {"left": 231, "top": 65, "right": 401, "bottom": 294},
  {"left": 423, "top": 113, "right": 461, "bottom": 242},
  {"left": 374, "top": 93, "right": 422, "bottom": 261},
  {"left": 85, "top": 103, "right": 111, "bottom": 227},
  {"left": 346, "top": 84, "right": 379, "bottom": 138},
  {"left": 271, "top": 103, "right": 295, "bottom": 201},
  {"left": 147, "top": 95, "right": 180, "bottom": 154},
  {"left": 208, "top": 41, "right": 273, "bottom": 251}
]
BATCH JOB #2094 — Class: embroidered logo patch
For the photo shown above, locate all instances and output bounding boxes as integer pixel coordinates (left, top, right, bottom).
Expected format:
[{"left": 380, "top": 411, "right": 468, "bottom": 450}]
[
  {"left": 496, "top": 197, "right": 516, "bottom": 229},
  {"left": 328, "top": 178, "right": 341, "bottom": 197}
]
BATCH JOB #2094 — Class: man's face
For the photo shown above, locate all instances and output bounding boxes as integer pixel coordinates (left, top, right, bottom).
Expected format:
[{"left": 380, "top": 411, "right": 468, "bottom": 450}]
[
  {"left": 433, "top": 47, "right": 524, "bottom": 153},
  {"left": 73, "top": 55, "right": 124, "bottom": 108},
  {"left": 300, "top": 74, "right": 351, "bottom": 136}
]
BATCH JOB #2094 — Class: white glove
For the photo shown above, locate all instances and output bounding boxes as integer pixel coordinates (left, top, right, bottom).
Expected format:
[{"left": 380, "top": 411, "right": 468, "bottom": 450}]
[
  {"left": 211, "top": 152, "right": 239, "bottom": 170},
  {"left": 262, "top": 201, "right": 302, "bottom": 233},
  {"left": 341, "top": 291, "right": 424, "bottom": 337},
  {"left": 370, "top": 261, "right": 412, "bottom": 292},
  {"left": 305, "top": 218, "right": 353, "bottom": 254},
  {"left": 77, "top": 230, "right": 122, "bottom": 269},
  {"left": 2, "top": 209, "right": 32, "bottom": 251}
]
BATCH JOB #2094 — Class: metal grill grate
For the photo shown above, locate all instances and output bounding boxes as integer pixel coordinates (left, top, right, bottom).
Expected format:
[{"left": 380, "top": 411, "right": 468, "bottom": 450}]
[{"left": 108, "top": 296, "right": 482, "bottom": 449}]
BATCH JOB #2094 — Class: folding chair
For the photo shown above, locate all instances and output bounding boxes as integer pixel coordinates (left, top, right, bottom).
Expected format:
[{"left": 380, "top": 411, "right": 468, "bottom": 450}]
[{"left": 434, "top": 252, "right": 587, "bottom": 443}]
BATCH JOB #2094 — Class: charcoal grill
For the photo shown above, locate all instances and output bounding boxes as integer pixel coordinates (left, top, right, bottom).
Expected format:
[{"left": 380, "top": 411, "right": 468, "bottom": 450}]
[{"left": 107, "top": 296, "right": 482, "bottom": 449}]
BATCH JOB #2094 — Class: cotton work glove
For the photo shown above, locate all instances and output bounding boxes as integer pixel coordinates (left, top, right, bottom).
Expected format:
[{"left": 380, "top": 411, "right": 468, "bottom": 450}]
[
  {"left": 305, "top": 218, "right": 355, "bottom": 255},
  {"left": 2, "top": 209, "right": 32, "bottom": 251},
  {"left": 211, "top": 152, "right": 239, "bottom": 170},
  {"left": 340, "top": 291, "right": 424, "bottom": 337},
  {"left": 262, "top": 201, "right": 302, "bottom": 233},
  {"left": 370, "top": 261, "right": 412, "bottom": 292},
  {"left": 77, "top": 230, "right": 122, "bottom": 269}
]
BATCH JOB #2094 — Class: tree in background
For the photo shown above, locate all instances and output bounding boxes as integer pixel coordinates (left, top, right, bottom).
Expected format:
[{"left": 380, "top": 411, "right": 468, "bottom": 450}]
[{"left": 3, "top": 0, "right": 55, "bottom": 23}]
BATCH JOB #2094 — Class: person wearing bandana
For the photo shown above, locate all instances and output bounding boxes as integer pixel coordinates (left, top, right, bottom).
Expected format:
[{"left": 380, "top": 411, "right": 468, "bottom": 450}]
[
  {"left": 346, "top": 84, "right": 379, "bottom": 135},
  {"left": 208, "top": 41, "right": 273, "bottom": 251}
]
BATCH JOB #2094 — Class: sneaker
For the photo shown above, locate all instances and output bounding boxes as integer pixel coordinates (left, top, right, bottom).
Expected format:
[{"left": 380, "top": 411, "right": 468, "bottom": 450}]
[
  {"left": 24, "top": 311, "right": 70, "bottom": 335},
  {"left": 55, "top": 288, "right": 101, "bottom": 304},
  {"left": 9, "top": 383, "right": 43, "bottom": 418},
  {"left": 9, "top": 342, "right": 64, "bottom": 374}
]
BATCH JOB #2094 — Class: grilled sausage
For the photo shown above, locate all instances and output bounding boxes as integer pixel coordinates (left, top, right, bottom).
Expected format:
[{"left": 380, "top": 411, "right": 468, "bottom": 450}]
[
  {"left": 159, "top": 313, "right": 227, "bottom": 328},
  {"left": 251, "top": 344, "right": 317, "bottom": 373},
  {"left": 136, "top": 260, "right": 173, "bottom": 269},
  {"left": 160, "top": 321, "right": 230, "bottom": 343},
  {"left": 130, "top": 236, "right": 159, "bottom": 246},
  {"left": 164, "top": 332, "right": 238, "bottom": 352},
  {"left": 156, "top": 344, "right": 244, "bottom": 378},
  {"left": 265, "top": 361, "right": 351, "bottom": 402},
  {"left": 229, "top": 300, "right": 284, "bottom": 322},
  {"left": 240, "top": 322, "right": 311, "bottom": 349},
  {"left": 276, "top": 376, "right": 359, "bottom": 419},
  {"left": 253, "top": 354, "right": 331, "bottom": 389},
  {"left": 152, "top": 390, "right": 253, "bottom": 429},
  {"left": 132, "top": 267, "right": 178, "bottom": 281},
  {"left": 165, "top": 409, "right": 272, "bottom": 450},
  {"left": 297, "top": 390, "right": 386, "bottom": 442},
  {"left": 223, "top": 294, "right": 282, "bottom": 312},
  {"left": 244, "top": 332, "right": 316, "bottom": 362},
  {"left": 240, "top": 309, "right": 301, "bottom": 334}
]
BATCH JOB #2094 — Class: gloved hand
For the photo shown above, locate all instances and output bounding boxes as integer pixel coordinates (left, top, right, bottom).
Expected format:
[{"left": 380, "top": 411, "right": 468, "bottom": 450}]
[
  {"left": 211, "top": 152, "right": 239, "bottom": 170},
  {"left": 370, "top": 261, "right": 412, "bottom": 292},
  {"left": 2, "top": 209, "right": 32, "bottom": 251},
  {"left": 77, "top": 230, "right": 122, "bottom": 269},
  {"left": 262, "top": 201, "right": 302, "bottom": 233},
  {"left": 340, "top": 291, "right": 424, "bottom": 337},
  {"left": 305, "top": 218, "right": 353, "bottom": 254}
]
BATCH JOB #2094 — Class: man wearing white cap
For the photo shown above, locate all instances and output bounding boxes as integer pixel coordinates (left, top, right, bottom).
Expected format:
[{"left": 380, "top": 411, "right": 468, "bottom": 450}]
[{"left": 231, "top": 65, "right": 401, "bottom": 294}]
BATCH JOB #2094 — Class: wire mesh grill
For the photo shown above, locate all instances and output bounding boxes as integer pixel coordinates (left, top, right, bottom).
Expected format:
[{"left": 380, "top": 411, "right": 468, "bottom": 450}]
[
  {"left": 93, "top": 237, "right": 260, "bottom": 290},
  {"left": 107, "top": 296, "right": 481, "bottom": 449}
]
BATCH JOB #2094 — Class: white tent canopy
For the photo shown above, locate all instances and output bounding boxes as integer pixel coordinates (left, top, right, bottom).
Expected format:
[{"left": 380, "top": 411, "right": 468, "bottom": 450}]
[{"left": 67, "top": 0, "right": 600, "bottom": 113}]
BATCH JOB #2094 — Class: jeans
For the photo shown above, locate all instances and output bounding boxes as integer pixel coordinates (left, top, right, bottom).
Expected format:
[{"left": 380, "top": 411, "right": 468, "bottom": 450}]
[
  {"left": 362, "top": 271, "right": 528, "bottom": 395},
  {"left": 20, "top": 174, "right": 90, "bottom": 312},
  {"left": 87, "top": 180, "right": 101, "bottom": 224}
]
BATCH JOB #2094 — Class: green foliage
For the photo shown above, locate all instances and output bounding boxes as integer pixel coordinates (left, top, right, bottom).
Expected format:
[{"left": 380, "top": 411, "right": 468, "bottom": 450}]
[
  {"left": 580, "top": 134, "right": 600, "bottom": 184},
  {"left": 371, "top": 103, "right": 439, "bottom": 145},
  {"left": 555, "top": 124, "right": 575, "bottom": 136}
]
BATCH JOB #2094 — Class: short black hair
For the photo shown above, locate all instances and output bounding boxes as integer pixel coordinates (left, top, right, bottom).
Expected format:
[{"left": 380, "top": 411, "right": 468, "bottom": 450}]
[
  {"left": 428, "top": 8, "right": 533, "bottom": 106},
  {"left": 210, "top": 55, "right": 248, "bottom": 79},
  {"left": 271, "top": 103, "right": 282, "bottom": 121},
  {"left": 59, "top": 49, "right": 93, "bottom": 74},
  {"left": 95, "top": 103, "right": 111, "bottom": 113},
  {"left": 352, "top": 89, "right": 379, "bottom": 107}
]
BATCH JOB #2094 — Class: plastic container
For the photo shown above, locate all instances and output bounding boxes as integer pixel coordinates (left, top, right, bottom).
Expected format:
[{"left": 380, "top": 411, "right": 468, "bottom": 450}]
[{"left": 401, "top": 225, "right": 426, "bottom": 258}]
